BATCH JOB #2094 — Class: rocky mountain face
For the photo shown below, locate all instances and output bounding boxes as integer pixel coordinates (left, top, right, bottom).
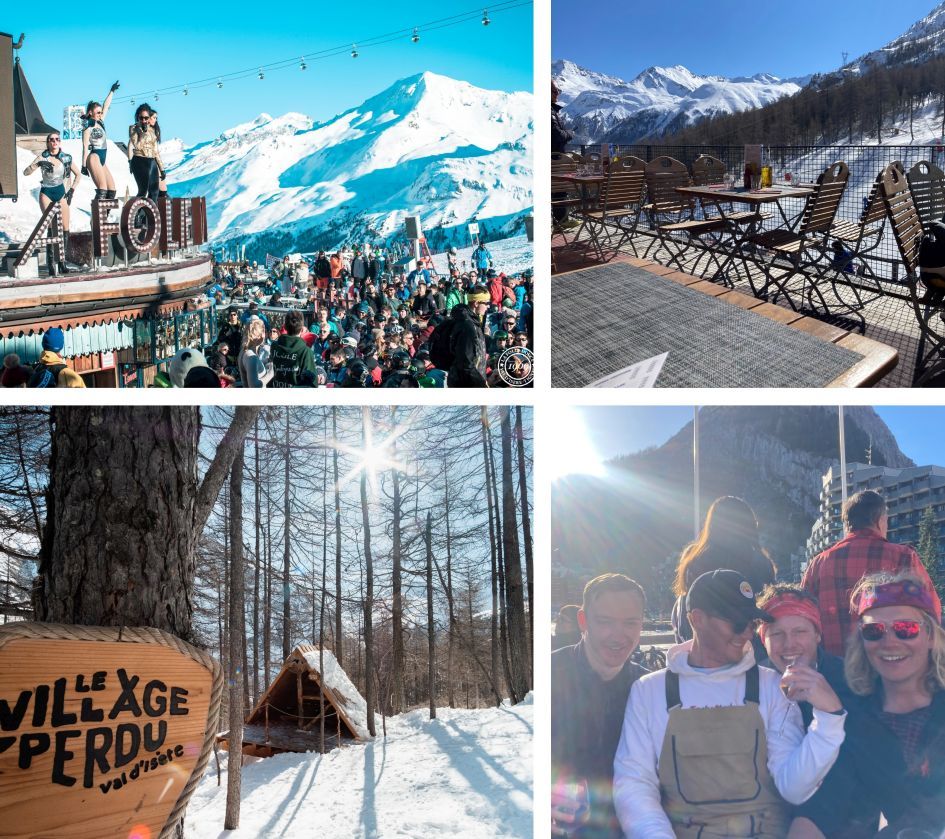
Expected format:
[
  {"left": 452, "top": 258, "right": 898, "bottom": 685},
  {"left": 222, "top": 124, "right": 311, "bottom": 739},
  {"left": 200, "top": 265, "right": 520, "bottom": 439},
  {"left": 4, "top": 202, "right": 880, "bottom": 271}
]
[
  {"left": 551, "top": 407, "right": 914, "bottom": 612},
  {"left": 552, "top": 58, "right": 803, "bottom": 144}
]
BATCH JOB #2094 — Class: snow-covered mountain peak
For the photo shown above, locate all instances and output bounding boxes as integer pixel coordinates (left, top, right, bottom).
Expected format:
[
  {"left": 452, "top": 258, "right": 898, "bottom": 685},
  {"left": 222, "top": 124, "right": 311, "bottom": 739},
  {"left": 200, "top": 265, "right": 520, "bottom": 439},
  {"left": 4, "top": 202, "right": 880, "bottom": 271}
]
[
  {"left": 159, "top": 72, "right": 532, "bottom": 254},
  {"left": 553, "top": 58, "right": 801, "bottom": 144}
]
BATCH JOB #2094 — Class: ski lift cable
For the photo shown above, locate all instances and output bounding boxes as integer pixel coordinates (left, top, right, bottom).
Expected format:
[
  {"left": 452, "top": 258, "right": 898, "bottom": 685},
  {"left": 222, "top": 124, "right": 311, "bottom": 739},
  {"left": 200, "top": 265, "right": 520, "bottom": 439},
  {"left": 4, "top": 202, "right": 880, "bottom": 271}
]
[{"left": 115, "top": 0, "right": 531, "bottom": 102}]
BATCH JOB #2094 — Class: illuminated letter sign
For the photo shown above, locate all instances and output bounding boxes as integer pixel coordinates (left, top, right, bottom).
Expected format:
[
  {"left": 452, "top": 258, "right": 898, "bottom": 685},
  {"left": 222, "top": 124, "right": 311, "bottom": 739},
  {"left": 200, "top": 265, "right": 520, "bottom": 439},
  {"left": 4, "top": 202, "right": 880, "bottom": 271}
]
[
  {"left": 120, "top": 198, "right": 161, "bottom": 255},
  {"left": 158, "top": 196, "right": 179, "bottom": 255},
  {"left": 13, "top": 202, "right": 64, "bottom": 271},
  {"left": 0, "top": 622, "right": 221, "bottom": 839},
  {"left": 90, "top": 198, "right": 120, "bottom": 259},
  {"left": 172, "top": 198, "right": 192, "bottom": 250}
]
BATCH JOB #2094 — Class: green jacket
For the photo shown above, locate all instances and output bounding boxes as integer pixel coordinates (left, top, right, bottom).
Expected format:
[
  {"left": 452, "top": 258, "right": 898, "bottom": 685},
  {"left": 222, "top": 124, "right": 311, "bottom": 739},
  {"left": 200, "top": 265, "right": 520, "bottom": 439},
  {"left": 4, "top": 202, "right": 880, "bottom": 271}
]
[
  {"left": 270, "top": 335, "right": 316, "bottom": 387},
  {"left": 445, "top": 288, "right": 465, "bottom": 314}
]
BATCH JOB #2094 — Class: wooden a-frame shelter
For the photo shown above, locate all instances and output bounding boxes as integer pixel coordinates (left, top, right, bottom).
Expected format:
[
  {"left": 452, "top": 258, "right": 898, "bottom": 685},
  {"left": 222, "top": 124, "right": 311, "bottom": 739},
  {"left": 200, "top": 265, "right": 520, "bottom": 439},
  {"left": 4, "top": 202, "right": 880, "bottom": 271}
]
[{"left": 220, "top": 643, "right": 370, "bottom": 758}]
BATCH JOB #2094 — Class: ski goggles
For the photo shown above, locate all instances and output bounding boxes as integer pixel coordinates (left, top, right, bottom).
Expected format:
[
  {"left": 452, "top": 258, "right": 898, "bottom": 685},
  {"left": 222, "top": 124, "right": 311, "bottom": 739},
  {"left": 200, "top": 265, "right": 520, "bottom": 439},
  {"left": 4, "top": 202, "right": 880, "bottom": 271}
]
[{"left": 859, "top": 619, "right": 924, "bottom": 642}]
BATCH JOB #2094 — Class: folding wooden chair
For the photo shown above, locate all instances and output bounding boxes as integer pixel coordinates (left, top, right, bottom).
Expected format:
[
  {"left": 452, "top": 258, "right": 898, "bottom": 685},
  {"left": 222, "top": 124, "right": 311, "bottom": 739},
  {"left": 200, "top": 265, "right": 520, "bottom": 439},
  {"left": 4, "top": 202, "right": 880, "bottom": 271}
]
[
  {"left": 551, "top": 152, "right": 582, "bottom": 242},
  {"left": 878, "top": 161, "right": 945, "bottom": 386},
  {"left": 643, "top": 156, "right": 726, "bottom": 271},
  {"left": 576, "top": 156, "right": 647, "bottom": 257},
  {"left": 906, "top": 160, "right": 945, "bottom": 229},
  {"left": 748, "top": 161, "right": 850, "bottom": 316},
  {"left": 821, "top": 164, "right": 898, "bottom": 316}
]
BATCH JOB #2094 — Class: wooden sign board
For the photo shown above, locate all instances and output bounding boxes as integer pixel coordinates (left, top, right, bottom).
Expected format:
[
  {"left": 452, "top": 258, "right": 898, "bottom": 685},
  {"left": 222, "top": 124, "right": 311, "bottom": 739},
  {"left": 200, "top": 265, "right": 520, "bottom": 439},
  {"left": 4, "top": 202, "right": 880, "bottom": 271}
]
[{"left": 0, "top": 623, "right": 222, "bottom": 839}]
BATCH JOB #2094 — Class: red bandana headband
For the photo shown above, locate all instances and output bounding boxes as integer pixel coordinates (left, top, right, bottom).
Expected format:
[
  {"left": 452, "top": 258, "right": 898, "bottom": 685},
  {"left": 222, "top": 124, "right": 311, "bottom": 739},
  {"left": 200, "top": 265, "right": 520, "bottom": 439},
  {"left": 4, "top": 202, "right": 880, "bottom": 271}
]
[
  {"left": 853, "top": 579, "right": 941, "bottom": 622},
  {"left": 757, "top": 594, "right": 822, "bottom": 642}
]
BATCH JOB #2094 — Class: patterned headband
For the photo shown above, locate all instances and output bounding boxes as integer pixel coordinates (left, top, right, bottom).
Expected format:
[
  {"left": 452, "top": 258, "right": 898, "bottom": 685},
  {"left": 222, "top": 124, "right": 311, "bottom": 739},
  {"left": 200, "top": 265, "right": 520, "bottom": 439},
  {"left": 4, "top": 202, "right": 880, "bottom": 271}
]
[{"left": 854, "top": 579, "right": 941, "bottom": 622}]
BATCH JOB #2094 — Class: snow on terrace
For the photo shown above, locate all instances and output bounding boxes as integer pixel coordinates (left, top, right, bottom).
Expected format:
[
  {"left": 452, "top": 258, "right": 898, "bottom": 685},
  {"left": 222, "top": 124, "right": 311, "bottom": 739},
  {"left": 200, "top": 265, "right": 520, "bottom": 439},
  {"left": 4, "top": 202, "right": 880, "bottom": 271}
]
[{"left": 186, "top": 696, "right": 533, "bottom": 838}]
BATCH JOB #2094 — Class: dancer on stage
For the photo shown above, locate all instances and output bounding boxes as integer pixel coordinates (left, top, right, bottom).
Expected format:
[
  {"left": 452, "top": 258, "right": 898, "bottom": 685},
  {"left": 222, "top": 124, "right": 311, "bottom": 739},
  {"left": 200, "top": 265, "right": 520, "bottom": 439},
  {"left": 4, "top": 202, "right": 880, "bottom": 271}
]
[
  {"left": 148, "top": 109, "right": 169, "bottom": 199},
  {"left": 82, "top": 80, "right": 119, "bottom": 200},
  {"left": 23, "top": 132, "right": 82, "bottom": 273},
  {"left": 127, "top": 103, "right": 164, "bottom": 202}
]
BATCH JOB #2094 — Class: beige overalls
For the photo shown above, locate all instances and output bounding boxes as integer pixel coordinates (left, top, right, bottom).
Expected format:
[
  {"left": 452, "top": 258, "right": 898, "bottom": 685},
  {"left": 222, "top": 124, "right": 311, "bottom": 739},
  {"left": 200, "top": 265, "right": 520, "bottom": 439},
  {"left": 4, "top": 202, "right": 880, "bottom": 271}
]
[{"left": 657, "top": 666, "right": 791, "bottom": 838}]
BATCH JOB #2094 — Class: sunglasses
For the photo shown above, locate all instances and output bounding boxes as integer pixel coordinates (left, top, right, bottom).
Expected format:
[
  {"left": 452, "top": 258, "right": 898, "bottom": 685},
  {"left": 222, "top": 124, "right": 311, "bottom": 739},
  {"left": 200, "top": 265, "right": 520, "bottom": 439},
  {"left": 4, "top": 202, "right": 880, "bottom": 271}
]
[{"left": 859, "top": 620, "right": 923, "bottom": 642}]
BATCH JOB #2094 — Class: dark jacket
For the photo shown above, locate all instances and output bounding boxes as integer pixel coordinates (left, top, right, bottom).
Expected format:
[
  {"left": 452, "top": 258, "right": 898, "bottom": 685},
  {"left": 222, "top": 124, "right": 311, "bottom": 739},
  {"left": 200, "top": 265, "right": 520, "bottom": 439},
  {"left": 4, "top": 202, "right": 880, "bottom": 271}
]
[
  {"left": 797, "top": 689, "right": 945, "bottom": 837},
  {"left": 552, "top": 102, "right": 573, "bottom": 154},
  {"left": 551, "top": 642, "right": 648, "bottom": 838},
  {"left": 269, "top": 335, "right": 316, "bottom": 387},
  {"left": 447, "top": 305, "right": 488, "bottom": 388},
  {"left": 315, "top": 256, "right": 331, "bottom": 279}
]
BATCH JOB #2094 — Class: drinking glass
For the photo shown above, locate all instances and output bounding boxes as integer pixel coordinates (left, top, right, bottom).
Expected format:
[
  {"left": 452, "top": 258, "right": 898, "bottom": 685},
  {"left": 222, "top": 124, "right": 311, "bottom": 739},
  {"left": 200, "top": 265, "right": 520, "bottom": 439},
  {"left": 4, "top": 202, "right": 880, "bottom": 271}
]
[{"left": 551, "top": 779, "right": 589, "bottom": 837}]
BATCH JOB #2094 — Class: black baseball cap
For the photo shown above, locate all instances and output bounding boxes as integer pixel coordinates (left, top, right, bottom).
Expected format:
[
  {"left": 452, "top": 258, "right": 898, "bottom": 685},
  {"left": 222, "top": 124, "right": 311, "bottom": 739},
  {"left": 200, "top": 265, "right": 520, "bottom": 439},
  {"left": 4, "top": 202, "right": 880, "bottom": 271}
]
[{"left": 687, "top": 570, "right": 773, "bottom": 626}]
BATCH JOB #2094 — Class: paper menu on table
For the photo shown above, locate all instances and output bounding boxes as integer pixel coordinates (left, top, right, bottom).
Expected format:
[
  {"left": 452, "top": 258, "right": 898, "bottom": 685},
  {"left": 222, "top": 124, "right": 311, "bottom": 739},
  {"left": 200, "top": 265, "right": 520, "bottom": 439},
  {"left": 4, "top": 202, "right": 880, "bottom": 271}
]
[{"left": 588, "top": 353, "right": 667, "bottom": 388}]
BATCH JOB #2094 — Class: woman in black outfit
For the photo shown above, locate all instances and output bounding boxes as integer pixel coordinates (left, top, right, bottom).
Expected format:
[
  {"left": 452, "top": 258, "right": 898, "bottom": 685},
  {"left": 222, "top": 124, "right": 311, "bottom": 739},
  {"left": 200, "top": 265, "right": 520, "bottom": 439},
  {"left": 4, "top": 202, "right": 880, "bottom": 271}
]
[{"left": 127, "top": 103, "right": 164, "bottom": 202}]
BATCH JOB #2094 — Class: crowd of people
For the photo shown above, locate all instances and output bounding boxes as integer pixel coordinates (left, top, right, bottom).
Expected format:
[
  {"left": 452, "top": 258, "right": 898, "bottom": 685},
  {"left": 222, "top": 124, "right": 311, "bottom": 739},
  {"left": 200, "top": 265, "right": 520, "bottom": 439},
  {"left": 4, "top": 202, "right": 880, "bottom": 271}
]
[
  {"left": 181, "top": 243, "right": 534, "bottom": 388},
  {"left": 551, "top": 490, "right": 945, "bottom": 838}
]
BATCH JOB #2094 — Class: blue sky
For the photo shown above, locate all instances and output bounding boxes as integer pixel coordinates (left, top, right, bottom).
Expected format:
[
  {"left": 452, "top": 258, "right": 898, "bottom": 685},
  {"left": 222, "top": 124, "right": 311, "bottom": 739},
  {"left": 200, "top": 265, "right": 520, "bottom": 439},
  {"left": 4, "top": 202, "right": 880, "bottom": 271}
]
[
  {"left": 574, "top": 406, "right": 945, "bottom": 470},
  {"left": 553, "top": 0, "right": 940, "bottom": 82},
  {"left": 9, "top": 1, "right": 533, "bottom": 144}
]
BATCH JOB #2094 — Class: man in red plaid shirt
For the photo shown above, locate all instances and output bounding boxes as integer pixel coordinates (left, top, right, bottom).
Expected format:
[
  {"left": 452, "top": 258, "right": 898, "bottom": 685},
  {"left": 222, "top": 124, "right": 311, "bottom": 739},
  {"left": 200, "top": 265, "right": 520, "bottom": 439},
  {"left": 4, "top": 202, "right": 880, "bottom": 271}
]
[{"left": 802, "top": 489, "right": 942, "bottom": 656}]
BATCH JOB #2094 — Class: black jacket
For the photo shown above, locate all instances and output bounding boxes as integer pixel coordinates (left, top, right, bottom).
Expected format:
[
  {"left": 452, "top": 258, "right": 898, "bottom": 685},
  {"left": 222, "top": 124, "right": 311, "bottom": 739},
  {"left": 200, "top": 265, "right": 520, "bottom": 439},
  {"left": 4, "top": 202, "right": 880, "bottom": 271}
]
[
  {"left": 447, "top": 305, "right": 488, "bottom": 388},
  {"left": 797, "top": 689, "right": 945, "bottom": 837},
  {"left": 551, "top": 642, "right": 648, "bottom": 838},
  {"left": 552, "top": 102, "right": 573, "bottom": 154}
]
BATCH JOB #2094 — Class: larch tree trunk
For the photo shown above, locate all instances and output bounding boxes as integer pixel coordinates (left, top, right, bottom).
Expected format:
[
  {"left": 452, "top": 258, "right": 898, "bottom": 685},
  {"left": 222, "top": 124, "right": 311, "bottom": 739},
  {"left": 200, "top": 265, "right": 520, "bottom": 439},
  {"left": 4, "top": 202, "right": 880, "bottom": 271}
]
[
  {"left": 426, "top": 512, "right": 436, "bottom": 719},
  {"left": 480, "top": 408, "right": 500, "bottom": 702},
  {"left": 360, "top": 408, "right": 377, "bottom": 737},
  {"left": 320, "top": 443, "right": 328, "bottom": 754},
  {"left": 282, "top": 408, "right": 291, "bottom": 660},
  {"left": 34, "top": 406, "right": 258, "bottom": 641},
  {"left": 252, "top": 415, "right": 261, "bottom": 705},
  {"left": 514, "top": 406, "right": 533, "bottom": 676},
  {"left": 333, "top": 407, "right": 343, "bottom": 668},
  {"left": 500, "top": 407, "right": 529, "bottom": 703},
  {"left": 444, "top": 472, "right": 456, "bottom": 709},
  {"left": 225, "top": 446, "right": 244, "bottom": 830},
  {"left": 391, "top": 409, "right": 405, "bottom": 714}
]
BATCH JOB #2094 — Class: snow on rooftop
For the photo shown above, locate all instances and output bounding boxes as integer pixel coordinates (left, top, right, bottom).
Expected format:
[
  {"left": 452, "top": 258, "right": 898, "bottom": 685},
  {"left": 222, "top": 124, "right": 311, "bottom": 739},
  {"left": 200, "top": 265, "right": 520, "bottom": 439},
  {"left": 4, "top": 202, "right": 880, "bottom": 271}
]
[{"left": 298, "top": 646, "right": 371, "bottom": 740}]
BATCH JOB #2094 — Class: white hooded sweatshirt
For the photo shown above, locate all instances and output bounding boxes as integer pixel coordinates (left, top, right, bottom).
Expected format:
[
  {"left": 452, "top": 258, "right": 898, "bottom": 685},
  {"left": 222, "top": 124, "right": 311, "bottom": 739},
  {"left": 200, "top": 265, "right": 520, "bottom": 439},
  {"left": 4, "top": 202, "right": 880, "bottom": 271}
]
[{"left": 613, "top": 640, "right": 846, "bottom": 839}]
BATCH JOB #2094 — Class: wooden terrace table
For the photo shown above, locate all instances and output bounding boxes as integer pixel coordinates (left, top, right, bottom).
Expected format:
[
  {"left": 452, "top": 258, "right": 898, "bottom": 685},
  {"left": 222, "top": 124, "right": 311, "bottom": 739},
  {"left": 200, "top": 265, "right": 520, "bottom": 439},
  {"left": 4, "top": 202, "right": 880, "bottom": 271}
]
[
  {"left": 551, "top": 259, "right": 898, "bottom": 388},
  {"left": 675, "top": 184, "right": 815, "bottom": 290}
]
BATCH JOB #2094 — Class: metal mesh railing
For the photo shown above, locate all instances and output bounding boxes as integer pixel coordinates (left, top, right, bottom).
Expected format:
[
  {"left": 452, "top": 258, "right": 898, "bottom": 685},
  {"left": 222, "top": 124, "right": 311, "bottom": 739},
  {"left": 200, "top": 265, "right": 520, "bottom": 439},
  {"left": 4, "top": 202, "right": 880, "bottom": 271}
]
[{"left": 562, "top": 144, "right": 945, "bottom": 284}]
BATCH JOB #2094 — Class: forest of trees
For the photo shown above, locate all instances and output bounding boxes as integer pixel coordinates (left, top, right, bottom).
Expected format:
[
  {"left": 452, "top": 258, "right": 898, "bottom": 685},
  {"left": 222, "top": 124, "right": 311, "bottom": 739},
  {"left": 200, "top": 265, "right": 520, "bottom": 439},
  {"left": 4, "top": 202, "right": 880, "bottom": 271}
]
[
  {"left": 660, "top": 52, "right": 945, "bottom": 147},
  {"left": 0, "top": 405, "right": 534, "bottom": 721}
]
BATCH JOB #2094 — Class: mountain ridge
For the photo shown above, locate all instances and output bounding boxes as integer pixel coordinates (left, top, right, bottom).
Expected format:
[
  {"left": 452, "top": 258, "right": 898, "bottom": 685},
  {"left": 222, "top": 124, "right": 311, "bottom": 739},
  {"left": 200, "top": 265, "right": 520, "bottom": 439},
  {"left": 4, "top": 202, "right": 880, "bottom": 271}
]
[{"left": 163, "top": 71, "right": 533, "bottom": 254}]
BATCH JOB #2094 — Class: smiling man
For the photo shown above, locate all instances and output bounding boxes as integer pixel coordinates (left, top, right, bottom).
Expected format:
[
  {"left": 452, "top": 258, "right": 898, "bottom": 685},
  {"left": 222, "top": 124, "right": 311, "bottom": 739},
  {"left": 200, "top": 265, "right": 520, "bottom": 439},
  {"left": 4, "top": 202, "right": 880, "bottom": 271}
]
[
  {"left": 613, "top": 570, "right": 848, "bottom": 839},
  {"left": 551, "top": 574, "right": 648, "bottom": 838}
]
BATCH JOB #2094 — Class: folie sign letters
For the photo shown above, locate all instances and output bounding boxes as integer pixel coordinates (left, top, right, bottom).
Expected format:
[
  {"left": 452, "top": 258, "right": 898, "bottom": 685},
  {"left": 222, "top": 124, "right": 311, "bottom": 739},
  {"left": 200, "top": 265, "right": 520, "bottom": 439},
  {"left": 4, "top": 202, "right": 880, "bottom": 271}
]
[{"left": 0, "top": 623, "right": 221, "bottom": 839}]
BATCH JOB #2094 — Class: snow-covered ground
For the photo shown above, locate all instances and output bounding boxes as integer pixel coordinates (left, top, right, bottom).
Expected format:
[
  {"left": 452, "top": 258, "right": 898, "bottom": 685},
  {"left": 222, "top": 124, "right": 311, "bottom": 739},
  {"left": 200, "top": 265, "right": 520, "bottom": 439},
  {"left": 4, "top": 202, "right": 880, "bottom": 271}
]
[
  {"left": 185, "top": 697, "right": 533, "bottom": 838},
  {"left": 430, "top": 234, "right": 533, "bottom": 277}
]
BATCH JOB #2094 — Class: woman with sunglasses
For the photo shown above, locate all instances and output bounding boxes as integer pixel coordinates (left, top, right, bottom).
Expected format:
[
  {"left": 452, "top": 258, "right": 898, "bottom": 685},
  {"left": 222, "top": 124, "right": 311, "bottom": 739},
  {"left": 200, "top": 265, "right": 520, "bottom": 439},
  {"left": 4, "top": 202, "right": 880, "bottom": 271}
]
[
  {"left": 127, "top": 103, "right": 164, "bottom": 202},
  {"left": 82, "top": 81, "right": 119, "bottom": 199},
  {"left": 23, "top": 132, "right": 82, "bottom": 273},
  {"left": 788, "top": 572, "right": 945, "bottom": 838}
]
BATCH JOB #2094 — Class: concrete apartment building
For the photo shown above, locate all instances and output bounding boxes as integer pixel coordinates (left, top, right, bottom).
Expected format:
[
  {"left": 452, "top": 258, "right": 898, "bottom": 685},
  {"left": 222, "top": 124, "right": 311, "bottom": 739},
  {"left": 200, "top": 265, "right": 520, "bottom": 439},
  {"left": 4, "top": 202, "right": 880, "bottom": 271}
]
[{"left": 805, "top": 463, "right": 945, "bottom": 573}]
